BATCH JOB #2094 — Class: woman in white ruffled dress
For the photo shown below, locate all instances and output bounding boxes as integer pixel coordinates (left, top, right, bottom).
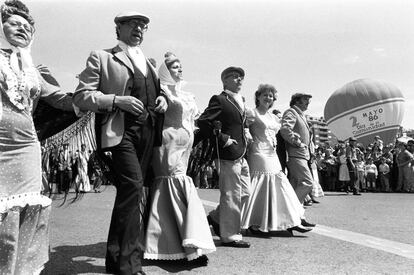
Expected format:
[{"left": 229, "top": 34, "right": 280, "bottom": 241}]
[
  {"left": 241, "top": 84, "right": 311, "bottom": 235},
  {"left": 75, "top": 144, "right": 91, "bottom": 192},
  {"left": 0, "top": 1, "right": 74, "bottom": 273},
  {"left": 143, "top": 53, "right": 215, "bottom": 265}
]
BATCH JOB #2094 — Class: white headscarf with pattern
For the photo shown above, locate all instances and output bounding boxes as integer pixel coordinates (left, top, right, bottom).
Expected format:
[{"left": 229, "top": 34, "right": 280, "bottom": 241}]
[
  {"left": 0, "top": 2, "right": 39, "bottom": 112},
  {"left": 158, "top": 52, "right": 186, "bottom": 93}
]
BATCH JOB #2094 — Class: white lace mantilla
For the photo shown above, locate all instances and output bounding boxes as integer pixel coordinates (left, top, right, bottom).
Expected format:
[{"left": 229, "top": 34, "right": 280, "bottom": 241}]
[{"left": 0, "top": 52, "right": 40, "bottom": 112}]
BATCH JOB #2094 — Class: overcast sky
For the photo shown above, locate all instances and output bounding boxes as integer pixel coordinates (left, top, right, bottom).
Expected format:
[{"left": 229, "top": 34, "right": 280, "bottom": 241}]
[{"left": 26, "top": 0, "right": 414, "bottom": 128}]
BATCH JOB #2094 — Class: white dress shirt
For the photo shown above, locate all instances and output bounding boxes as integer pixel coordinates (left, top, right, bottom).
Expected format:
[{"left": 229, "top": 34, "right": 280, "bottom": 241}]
[
  {"left": 223, "top": 89, "right": 244, "bottom": 111},
  {"left": 118, "top": 40, "right": 147, "bottom": 76}
]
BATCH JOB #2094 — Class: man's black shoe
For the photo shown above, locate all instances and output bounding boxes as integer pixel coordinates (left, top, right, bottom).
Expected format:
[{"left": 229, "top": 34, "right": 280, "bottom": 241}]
[
  {"left": 303, "top": 201, "right": 313, "bottom": 206},
  {"left": 301, "top": 219, "right": 316, "bottom": 227},
  {"left": 222, "top": 240, "right": 250, "bottom": 248},
  {"left": 353, "top": 192, "right": 361, "bottom": 196},
  {"left": 287, "top": 225, "right": 312, "bottom": 235},
  {"left": 207, "top": 215, "right": 220, "bottom": 237},
  {"left": 105, "top": 267, "right": 118, "bottom": 274},
  {"left": 248, "top": 226, "right": 268, "bottom": 236}
]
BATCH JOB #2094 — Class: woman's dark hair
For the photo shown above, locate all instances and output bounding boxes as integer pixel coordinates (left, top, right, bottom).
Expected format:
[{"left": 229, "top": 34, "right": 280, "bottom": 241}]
[
  {"left": 1, "top": 0, "right": 34, "bottom": 26},
  {"left": 255, "top": 84, "right": 277, "bottom": 108}
]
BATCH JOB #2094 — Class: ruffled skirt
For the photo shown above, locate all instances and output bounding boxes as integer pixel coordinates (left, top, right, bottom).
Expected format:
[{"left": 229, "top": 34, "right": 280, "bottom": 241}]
[
  {"left": 0, "top": 194, "right": 51, "bottom": 275},
  {"left": 1, "top": 141, "right": 51, "bottom": 275},
  {"left": 144, "top": 174, "right": 216, "bottom": 260},
  {"left": 311, "top": 165, "right": 324, "bottom": 198},
  {"left": 242, "top": 171, "right": 304, "bottom": 231}
]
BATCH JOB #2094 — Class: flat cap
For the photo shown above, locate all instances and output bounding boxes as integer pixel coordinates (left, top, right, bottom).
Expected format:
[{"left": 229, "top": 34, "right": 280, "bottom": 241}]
[
  {"left": 114, "top": 11, "right": 150, "bottom": 24},
  {"left": 291, "top": 93, "right": 312, "bottom": 101},
  {"left": 349, "top": 137, "right": 357, "bottom": 142},
  {"left": 221, "top": 66, "right": 245, "bottom": 81}
]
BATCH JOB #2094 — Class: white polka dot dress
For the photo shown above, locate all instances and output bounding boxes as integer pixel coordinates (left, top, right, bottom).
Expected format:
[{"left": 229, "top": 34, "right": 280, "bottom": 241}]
[{"left": 1, "top": 50, "right": 51, "bottom": 275}]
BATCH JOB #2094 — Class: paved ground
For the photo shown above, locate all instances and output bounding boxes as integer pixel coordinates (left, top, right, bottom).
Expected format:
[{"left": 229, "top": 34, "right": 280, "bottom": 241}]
[{"left": 41, "top": 186, "right": 414, "bottom": 274}]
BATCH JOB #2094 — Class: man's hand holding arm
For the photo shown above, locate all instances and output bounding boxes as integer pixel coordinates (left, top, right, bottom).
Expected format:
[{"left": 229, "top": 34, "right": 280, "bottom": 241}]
[
  {"left": 113, "top": 95, "right": 145, "bottom": 116},
  {"left": 154, "top": 96, "right": 168, "bottom": 113}
]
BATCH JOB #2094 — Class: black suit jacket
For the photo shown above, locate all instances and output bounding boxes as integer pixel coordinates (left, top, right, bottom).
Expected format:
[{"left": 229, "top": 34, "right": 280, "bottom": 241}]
[{"left": 196, "top": 92, "right": 247, "bottom": 161}]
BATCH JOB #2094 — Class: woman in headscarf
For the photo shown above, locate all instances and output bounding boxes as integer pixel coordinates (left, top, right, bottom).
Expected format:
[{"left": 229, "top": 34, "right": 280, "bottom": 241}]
[
  {"left": 143, "top": 52, "right": 215, "bottom": 265},
  {"left": 0, "top": 1, "right": 74, "bottom": 274}
]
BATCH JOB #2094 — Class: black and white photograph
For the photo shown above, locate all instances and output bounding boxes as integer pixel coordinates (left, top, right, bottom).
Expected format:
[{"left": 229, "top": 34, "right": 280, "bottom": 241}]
[{"left": 1, "top": 0, "right": 414, "bottom": 274}]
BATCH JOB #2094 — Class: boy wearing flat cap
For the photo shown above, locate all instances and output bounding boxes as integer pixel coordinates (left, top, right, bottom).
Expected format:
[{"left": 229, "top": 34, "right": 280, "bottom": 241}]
[
  {"left": 196, "top": 66, "right": 251, "bottom": 248},
  {"left": 74, "top": 11, "right": 168, "bottom": 275}
]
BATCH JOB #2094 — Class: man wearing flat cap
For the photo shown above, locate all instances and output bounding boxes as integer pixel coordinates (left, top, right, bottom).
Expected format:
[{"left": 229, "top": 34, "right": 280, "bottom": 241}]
[
  {"left": 196, "top": 66, "right": 251, "bottom": 248},
  {"left": 74, "top": 11, "right": 167, "bottom": 275},
  {"left": 57, "top": 142, "right": 72, "bottom": 194},
  {"left": 280, "top": 93, "right": 316, "bottom": 227},
  {"left": 345, "top": 137, "right": 362, "bottom": 195}
]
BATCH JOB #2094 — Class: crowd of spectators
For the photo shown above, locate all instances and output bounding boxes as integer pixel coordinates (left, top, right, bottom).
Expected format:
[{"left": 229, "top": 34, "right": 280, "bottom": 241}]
[
  {"left": 42, "top": 146, "right": 113, "bottom": 194},
  {"left": 44, "top": 135, "right": 414, "bottom": 195},
  {"left": 316, "top": 135, "right": 414, "bottom": 193}
]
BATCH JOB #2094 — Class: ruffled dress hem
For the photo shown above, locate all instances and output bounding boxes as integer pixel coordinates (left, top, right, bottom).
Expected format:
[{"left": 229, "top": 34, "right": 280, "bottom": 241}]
[
  {"left": 144, "top": 175, "right": 215, "bottom": 261},
  {"left": 241, "top": 170, "right": 304, "bottom": 232},
  {"left": 182, "top": 238, "right": 216, "bottom": 251},
  {"left": 0, "top": 192, "right": 51, "bottom": 215},
  {"left": 144, "top": 245, "right": 215, "bottom": 261},
  {"left": 242, "top": 223, "right": 300, "bottom": 232},
  {"left": 0, "top": 192, "right": 50, "bottom": 274}
]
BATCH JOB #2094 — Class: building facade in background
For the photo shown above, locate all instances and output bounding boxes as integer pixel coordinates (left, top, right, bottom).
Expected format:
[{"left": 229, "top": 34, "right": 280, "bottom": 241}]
[{"left": 307, "top": 115, "right": 337, "bottom": 147}]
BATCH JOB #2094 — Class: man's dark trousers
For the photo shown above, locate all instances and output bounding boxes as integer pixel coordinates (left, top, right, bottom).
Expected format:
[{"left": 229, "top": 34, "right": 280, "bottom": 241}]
[{"left": 105, "top": 116, "right": 154, "bottom": 275}]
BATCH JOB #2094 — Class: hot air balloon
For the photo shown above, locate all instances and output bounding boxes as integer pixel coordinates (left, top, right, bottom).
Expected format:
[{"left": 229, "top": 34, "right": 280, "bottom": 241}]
[{"left": 324, "top": 79, "right": 405, "bottom": 146}]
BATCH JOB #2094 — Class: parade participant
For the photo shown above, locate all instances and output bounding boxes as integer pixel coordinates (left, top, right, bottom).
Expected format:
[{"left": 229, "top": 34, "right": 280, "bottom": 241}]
[
  {"left": 407, "top": 140, "right": 414, "bottom": 154},
  {"left": 75, "top": 143, "right": 91, "bottom": 193},
  {"left": 395, "top": 141, "right": 413, "bottom": 192},
  {"left": 0, "top": 1, "right": 74, "bottom": 273},
  {"left": 57, "top": 143, "right": 72, "bottom": 194},
  {"left": 309, "top": 153, "right": 324, "bottom": 203},
  {"left": 73, "top": 11, "right": 168, "bottom": 275},
  {"left": 241, "top": 84, "right": 311, "bottom": 235},
  {"left": 197, "top": 66, "right": 251, "bottom": 248},
  {"left": 346, "top": 137, "right": 362, "bottom": 195},
  {"left": 320, "top": 150, "right": 335, "bottom": 191},
  {"left": 280, "top": 93, "right": 316, "bottom": 227},
  {"left": 144, "top": 52, "right": 215, "bottom": 264},
  {"left": 407, "top": 140, "right": 414, "bottom": 192},
  {"left": 337, "top": 142, "right": 351, "bottom": 192},
  {"left": 88, "top": 150, "right": 103, "bottom": 193},
  {"left": 306, "top": 131, "right": 324, "bottom": 204}
]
